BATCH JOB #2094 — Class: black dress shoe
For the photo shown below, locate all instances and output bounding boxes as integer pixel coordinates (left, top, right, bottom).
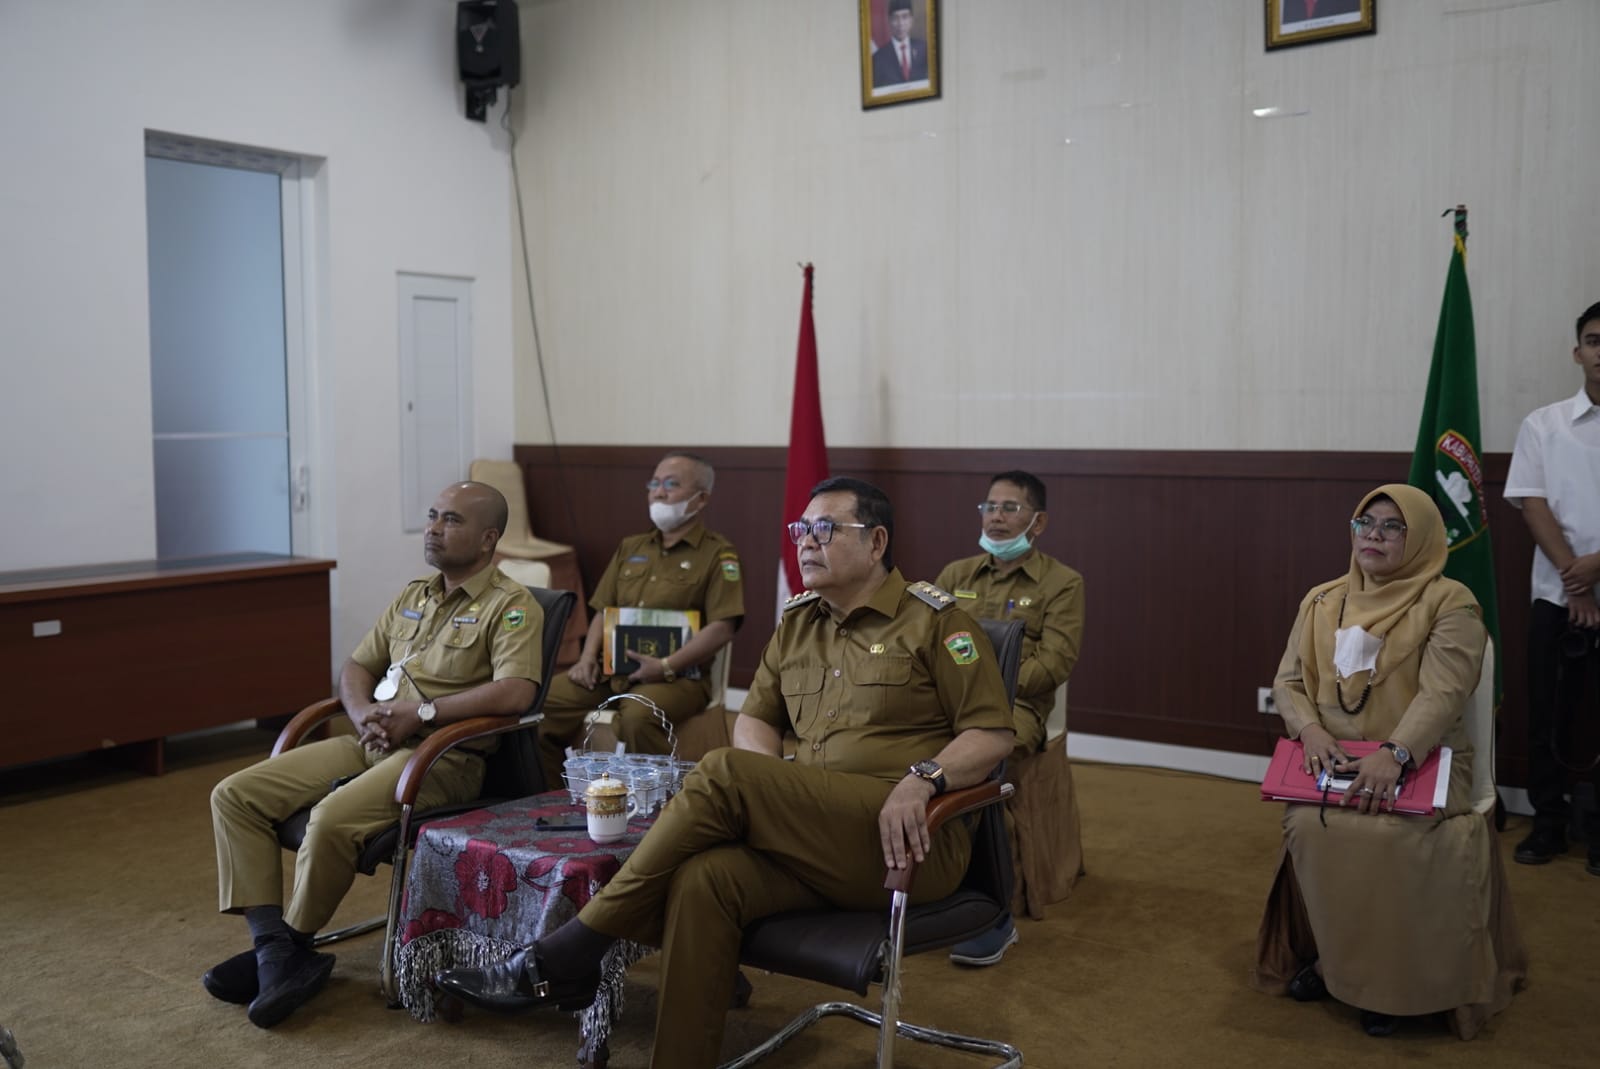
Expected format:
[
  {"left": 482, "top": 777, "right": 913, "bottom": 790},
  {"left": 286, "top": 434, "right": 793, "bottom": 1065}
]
[
  {"left": 204, "top": 930, "right": 314, "bottom": 1005},
  {"left": 1513, "top": 828, "right": 1568, "bottom": 865},
  {"left": 435, "top": 947, "right": 599, "bottom": 1014},
  {"left": 247, "top": 948, "right": 336, "bottom": 1029},
  {"left": 1360, "top": 1010, "right": 1397, "bottom": 1036},
  {"left": 1287, "top": 962, "right": 1328, "bottom": 1002},
  {"left": 1, "top": 1026, "right": 22, "bottom": 1069},
  {"left": 202, "top": 949, "right": 260, "bottom": 1005}
]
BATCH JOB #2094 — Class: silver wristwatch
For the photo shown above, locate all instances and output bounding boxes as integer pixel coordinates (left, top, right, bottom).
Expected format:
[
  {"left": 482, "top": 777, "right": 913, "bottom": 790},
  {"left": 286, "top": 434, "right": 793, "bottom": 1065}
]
[
  {"left": 417, "top": 701, "right": 438, "bottom": 724},
  {"left": 1380, "top": 741, "right": 1410, "bottom": 767}
]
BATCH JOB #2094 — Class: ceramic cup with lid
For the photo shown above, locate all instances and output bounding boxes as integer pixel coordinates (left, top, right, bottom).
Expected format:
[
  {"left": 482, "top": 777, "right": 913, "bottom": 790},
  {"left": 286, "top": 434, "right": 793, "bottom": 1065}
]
[{"left": 584, "top": 772, "right": 639, "bottom": 844}]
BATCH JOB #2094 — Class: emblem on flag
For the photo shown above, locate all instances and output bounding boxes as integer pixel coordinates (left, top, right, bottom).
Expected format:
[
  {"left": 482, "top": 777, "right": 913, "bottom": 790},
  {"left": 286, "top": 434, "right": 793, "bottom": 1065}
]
[{"left": 1431, "top": 429, "right": 1487, "bottom": 550}]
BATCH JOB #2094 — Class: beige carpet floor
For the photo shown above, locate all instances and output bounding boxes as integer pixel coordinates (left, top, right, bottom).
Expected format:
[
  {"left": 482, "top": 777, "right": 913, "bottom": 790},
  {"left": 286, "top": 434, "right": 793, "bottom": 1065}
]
[{"left": 1, "top": 731, "right": 1595, "bottom": 1068}]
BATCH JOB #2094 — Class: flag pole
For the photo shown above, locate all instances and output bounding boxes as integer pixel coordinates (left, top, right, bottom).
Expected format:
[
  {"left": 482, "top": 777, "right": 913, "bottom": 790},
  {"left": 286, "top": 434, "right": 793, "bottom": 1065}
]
[{"left": 1442, "top": 203, "right": 1468, "bottom": 258}]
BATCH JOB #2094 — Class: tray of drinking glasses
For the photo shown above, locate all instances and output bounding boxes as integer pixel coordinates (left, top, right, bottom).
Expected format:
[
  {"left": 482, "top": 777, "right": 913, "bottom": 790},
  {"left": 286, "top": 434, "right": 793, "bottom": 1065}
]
[{"left": 565, "top": 693, "right": 696, "bottom": 816}]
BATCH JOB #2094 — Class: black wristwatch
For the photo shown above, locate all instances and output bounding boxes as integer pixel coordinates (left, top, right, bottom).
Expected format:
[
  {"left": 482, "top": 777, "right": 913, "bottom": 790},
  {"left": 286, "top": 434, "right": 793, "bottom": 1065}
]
[
  {"left": 908, "top": 759, "right": 947, "bottom": 795},
  {"left": 1380, "top": 741, "right": 1412, "bottom": 768}
]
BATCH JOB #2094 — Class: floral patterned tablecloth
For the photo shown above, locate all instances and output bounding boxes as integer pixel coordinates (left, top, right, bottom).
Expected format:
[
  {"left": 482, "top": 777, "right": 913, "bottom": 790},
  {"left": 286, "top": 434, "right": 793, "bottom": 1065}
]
[{"left": 395, "top": 791, "right": 656, "bottom": 1063}]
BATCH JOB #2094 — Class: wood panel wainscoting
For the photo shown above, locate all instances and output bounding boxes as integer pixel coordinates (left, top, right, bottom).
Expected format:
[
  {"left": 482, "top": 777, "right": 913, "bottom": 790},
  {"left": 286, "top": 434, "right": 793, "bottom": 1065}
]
[
  {"left": 514, "top": 445, "right": 1538, "bottom": 787},
  {"left": 1, "top": 554, "right": 335, "bottom": 776}
]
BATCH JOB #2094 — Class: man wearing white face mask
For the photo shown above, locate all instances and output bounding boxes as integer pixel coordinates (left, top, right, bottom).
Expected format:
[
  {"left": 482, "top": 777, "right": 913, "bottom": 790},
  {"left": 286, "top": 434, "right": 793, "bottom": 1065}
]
[
  {"left": 936, "top": 470, "right": 1085, "bottom": 965},
  {"left": 537, "top": 453, "right": 745, "bottom": 786}
]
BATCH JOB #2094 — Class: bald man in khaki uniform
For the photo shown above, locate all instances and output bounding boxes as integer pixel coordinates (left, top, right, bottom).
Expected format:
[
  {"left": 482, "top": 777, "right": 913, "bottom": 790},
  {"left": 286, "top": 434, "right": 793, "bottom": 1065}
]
[
  {"left": 937, "top": 469, "right": 1085, "bottom": 965},
  {"left": 207, "top": 482, "right": 542, "bottom": 1028},
  {"left": 437, "top": 477, "right": 1014, "bottom": 1069},
  {"left": 537, "top": 452, "right": 744, "bottom": 785}
]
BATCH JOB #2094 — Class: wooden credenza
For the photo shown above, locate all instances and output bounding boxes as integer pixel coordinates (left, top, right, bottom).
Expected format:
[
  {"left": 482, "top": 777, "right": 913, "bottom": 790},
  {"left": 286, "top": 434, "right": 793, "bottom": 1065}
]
[{"left": 0, "top": 554, "right": 335, "bottom": 775}]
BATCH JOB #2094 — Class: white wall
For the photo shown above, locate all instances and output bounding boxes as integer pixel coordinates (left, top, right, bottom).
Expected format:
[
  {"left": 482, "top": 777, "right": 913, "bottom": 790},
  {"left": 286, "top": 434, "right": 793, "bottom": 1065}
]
[
  {"left": 509, "top": 0, "right": 1600, "bottom": 453},
  {"left": 0, "top": 0, "right": 518, "bottom": 666}
]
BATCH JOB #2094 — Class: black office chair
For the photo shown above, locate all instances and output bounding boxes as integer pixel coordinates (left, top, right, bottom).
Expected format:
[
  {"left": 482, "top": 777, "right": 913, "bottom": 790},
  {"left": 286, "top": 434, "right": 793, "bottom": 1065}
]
[
  {"left": 722, "top": 617, "right": 1026, "bottom": 1069},
  {"left": 270, "top": 585, "right": 576, "bottom": 1002}
]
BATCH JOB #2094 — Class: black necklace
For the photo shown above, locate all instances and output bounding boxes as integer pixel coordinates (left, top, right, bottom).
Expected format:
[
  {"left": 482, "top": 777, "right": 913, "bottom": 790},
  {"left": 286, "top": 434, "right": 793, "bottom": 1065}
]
[{"left": 1333, "top": 593, "right": 1374, "bottom": 715}]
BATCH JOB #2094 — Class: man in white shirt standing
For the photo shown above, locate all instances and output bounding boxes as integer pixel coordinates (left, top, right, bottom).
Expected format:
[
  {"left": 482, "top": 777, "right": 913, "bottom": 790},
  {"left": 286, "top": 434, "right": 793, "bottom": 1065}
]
[{"left": 1504, "top": 300, "right": 1600, "bottom": 874}]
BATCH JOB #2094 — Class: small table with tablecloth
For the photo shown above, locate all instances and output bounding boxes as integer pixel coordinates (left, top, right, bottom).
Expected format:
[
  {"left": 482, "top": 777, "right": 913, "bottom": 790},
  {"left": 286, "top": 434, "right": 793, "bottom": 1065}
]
[{"left": 395, "top": 791, "right": 656, "bottom": 1068}]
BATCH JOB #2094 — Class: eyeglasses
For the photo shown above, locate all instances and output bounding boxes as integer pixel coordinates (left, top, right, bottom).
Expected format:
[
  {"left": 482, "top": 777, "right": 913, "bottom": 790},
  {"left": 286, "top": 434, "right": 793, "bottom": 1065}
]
[
  {"left": 646, "top": 477, "right": 688, "bottom": 492},
  {"left": 786, "top": 519, "right": 870, "bottom": 545},
  {"left": 1350, "top": 516, "right": 1408, "bottom": 541},
  {"left": 977, "top": 502, "right": 1030, "bottom": 516}
]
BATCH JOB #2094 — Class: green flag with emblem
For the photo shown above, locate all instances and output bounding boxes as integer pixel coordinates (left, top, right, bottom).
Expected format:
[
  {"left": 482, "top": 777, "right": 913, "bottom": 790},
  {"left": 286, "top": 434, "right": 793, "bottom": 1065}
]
[{"left": 1407, "top": 207, "right": 1501, "bottom": 703}]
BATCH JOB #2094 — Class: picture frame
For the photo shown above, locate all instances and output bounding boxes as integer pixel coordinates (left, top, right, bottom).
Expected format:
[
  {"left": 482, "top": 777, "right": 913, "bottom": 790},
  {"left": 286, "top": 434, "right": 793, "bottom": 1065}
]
[
  {"left": 859, "top": 0, "right": 941, "bottom": 110},
  {"left": 1265, "top": 0, "right": 1375, "bottom": 51}
]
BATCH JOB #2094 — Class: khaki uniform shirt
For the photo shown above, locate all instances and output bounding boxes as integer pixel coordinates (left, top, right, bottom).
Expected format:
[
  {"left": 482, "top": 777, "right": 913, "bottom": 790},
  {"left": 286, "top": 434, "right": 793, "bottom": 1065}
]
[
  {"left": 350, "top": 563, "right": 543, "bottom": 745},
  {"left": 742, "top": 568, "right": 1014, "bottom": 783},
  {"left": 936, "top": 551, "right": 1085, "bottom": 745},
  {"left": 590, "top": 521, "right": 746, "bottom": 670}
]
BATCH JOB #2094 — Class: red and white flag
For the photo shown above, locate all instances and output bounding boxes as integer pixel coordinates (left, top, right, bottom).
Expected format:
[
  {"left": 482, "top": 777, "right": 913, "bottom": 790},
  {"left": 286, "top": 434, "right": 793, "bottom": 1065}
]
[{"left": 777, "top": 263, "right": 828, "bottom": 622}]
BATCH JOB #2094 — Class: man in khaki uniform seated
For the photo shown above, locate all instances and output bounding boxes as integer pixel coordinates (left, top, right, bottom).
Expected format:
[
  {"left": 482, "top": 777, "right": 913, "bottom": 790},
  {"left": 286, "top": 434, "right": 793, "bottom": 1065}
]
[
  {"left": 436, "top": 477, "right": 1015, "bottom": 1069},
  {"left": 936, "top": 469, "right": 1085, "bottom": 965},
  {"left": 536, "top": 452, "right": 744, "bottom": 786},
  {"left": 206, "top": 481, "right": 543, "bottom": 1028}
]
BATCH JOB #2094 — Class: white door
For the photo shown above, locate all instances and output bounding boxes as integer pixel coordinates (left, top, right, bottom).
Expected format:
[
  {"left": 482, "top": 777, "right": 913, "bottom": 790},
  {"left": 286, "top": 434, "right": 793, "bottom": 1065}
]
[{"left": 397, "top": 274, "right": 474, "bottom": 532}]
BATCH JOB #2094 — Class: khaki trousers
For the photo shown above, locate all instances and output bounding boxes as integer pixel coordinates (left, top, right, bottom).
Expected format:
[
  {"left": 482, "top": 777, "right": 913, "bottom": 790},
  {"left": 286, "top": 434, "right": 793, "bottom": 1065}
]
[
  {"left": 537, "top": 674, "right": 711, "bottom": 786},
  {"left": 210, "top": 735, "right": 485, "bottom": 933},
  {"left": 579, "top": 748, "right": 972, "bottom": 1069}
]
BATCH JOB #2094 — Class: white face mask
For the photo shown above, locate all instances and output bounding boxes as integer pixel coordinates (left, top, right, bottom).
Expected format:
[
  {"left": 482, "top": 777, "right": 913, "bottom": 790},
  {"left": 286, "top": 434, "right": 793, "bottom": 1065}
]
[{"left": 649, "top": 495, "right": 702, "bottom": 532}]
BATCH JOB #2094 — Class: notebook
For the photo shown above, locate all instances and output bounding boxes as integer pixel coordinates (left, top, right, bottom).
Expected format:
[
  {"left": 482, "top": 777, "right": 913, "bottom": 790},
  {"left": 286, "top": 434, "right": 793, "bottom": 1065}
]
[
  {"left": 1259, "top": 737, "right": 1450, "bottom": 815},
  {"left": 601, "top": 606, "right": 700, "bottom": 675}
]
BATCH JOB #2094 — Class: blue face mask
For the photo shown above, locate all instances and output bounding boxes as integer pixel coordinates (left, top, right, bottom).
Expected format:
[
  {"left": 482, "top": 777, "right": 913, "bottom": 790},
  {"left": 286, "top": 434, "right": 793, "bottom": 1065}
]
[{"left": 978, "top": 515, "right": 1037, "bottom": 562}]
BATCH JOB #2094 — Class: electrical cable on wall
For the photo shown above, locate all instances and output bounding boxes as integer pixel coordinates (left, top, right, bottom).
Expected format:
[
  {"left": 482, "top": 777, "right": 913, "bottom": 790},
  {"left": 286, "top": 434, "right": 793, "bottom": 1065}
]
[{"left": 503, "top": 89, "right": 586, "bottom": 590}]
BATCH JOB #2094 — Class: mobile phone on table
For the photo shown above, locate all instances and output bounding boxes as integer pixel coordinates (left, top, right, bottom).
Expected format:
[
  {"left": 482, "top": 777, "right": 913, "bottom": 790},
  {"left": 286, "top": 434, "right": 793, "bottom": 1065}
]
[{"left": 535, "top": 814, "right": 589, "bottom": 831}]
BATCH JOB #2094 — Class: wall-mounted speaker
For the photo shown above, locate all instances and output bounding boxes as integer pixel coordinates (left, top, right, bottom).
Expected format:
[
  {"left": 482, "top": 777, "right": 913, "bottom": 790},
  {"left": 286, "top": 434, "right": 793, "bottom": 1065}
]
[{"left": 457, "top": 0, "right": 520, "bottom": 121}]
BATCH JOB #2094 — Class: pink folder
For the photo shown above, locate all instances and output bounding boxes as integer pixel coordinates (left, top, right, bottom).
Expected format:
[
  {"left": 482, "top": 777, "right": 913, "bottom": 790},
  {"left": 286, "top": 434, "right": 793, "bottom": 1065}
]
[{"left": 1260, "top": 737, "right": 1449, "bottom": 815}]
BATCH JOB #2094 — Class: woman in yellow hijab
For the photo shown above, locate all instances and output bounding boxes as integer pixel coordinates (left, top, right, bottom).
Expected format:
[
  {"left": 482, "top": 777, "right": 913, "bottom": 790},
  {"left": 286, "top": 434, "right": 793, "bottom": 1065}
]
[{"left": 1253, "top": 484, "right": 1525, "bottom": 1038}]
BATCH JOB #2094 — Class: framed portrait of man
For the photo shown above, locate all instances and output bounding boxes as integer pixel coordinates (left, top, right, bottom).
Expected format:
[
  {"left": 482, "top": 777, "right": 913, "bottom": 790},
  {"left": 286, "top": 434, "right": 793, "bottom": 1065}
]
[
  {"left": 1266, "top": 0, "right": 1375, "bottom": 51},
  {"left": 859, "top": 0, "right": 941, "bottom": 110}
]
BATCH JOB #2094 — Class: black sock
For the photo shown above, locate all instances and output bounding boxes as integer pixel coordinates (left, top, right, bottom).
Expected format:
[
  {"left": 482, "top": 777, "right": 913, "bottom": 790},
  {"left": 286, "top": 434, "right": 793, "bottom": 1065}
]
[
  {"left": 245, "top": 907, "right": 294, "bottom": 971},
  {"left": 532, "top": 920, "right": 613, "bottom": 981},
  {"left": 244, "top": 905, "right": 287, "bottom": 943}
]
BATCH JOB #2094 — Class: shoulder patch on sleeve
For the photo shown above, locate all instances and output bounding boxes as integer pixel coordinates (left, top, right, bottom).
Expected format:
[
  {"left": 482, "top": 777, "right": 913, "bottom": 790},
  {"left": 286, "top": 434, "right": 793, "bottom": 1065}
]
[
  {"left": 783, "top": 590, "right": 821, "bottom": 612},
  {"left": 943, "top": 630, "right": 980, "bottom": 665},
  {"left": 907, "top": 581, "right": 957, "bottom": 611}
]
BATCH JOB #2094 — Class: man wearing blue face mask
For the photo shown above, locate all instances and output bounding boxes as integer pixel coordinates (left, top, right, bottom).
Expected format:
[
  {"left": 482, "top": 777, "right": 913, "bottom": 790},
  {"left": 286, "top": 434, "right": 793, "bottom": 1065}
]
[
  {"left": 536, "top": 452, "right": 745, "bottom": 786},
  {"left": 936, "top": 470, "right": 1086, "bottom": 965}
]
